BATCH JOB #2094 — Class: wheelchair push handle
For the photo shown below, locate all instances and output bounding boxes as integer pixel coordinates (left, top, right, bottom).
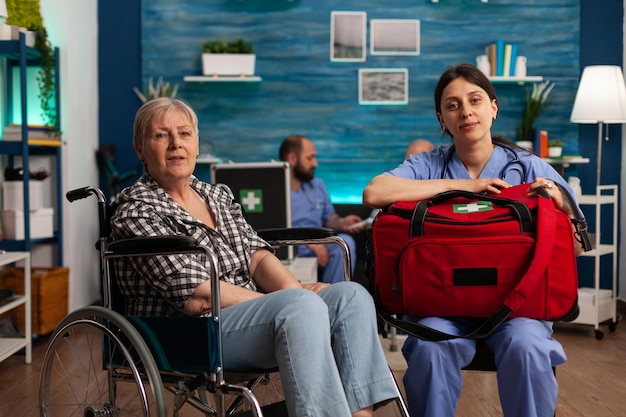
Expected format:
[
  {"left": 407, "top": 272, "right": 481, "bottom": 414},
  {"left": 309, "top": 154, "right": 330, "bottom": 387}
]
[{"left": 66, "top": 186, "right": 106, "bottom": 203}]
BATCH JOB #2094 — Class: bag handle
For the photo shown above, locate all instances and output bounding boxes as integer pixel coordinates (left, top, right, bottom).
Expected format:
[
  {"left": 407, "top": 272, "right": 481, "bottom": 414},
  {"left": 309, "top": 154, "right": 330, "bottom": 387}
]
[
  {"left": 555, "top": 183, "right": 592, "bottom": 252},
  {"left": 379, "top": 192, "right": 559, "bottom": 341},
  {"left": 411, "top": 190, "right": 534, "bottom": 237}
]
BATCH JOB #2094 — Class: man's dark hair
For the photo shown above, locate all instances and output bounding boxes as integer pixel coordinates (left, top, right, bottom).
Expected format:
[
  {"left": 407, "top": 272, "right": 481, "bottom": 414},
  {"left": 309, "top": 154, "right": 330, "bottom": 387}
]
[{"left": 279, "top": 134, "right": 307, "bottom": 161}]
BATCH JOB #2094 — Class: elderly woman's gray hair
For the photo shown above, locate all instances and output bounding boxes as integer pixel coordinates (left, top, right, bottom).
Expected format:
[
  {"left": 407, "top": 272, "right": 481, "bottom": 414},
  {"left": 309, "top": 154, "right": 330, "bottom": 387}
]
[{"left": 132, "top": 97, "right": 199, "bottom": 149}]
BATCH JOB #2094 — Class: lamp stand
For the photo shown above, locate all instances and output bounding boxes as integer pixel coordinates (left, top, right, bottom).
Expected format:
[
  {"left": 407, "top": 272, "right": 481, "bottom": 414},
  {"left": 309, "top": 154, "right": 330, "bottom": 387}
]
[{"left": 595, "top": 122, "right": 604, "bottom": 196}]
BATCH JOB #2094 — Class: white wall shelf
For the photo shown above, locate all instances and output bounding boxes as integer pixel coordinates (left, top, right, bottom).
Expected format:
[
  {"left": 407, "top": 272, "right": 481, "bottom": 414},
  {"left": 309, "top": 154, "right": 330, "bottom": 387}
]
[
  {"left": 573, "top": 185, "right": 619, "bottom": 339},
  {"left": 489, "top": 75, "right": 543, "bottom": 85},
  {"left": 0, "top": 251, "right": 31, "bottom": 364},
  {"left": 184, "top": 75, "right": 262, "bottom": 82}
]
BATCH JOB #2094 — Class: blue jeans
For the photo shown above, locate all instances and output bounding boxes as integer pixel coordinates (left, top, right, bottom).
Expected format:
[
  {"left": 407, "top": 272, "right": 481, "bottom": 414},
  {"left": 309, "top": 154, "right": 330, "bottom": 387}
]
[
  {"left": 220, "top": 282, "right": 397, "bottom": 417},
  {"left": 298, "top": 233, "right": 357, "bottom": 284},
  {"left": 401, "top": 317, "right": 567, "bottom": 417}
]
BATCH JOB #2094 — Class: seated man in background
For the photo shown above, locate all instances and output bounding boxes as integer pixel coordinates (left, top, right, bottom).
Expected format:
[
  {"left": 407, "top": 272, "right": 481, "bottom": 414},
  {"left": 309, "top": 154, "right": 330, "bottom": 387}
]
[
  {"left": 405, "top": 138, "right": 435, "bottom": 159},
  {"left": 279, "top": 134, "right": 368, "bottom": 283}
]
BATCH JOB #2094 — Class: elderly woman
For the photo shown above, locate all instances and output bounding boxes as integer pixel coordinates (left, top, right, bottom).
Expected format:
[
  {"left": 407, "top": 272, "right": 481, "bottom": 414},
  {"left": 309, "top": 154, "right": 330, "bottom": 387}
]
[
  {"left": 363, "top": 64, "right": 584, "bottom": 417},
  {"left": 110, "top": 97, "right": 398, "bottom": 417}
]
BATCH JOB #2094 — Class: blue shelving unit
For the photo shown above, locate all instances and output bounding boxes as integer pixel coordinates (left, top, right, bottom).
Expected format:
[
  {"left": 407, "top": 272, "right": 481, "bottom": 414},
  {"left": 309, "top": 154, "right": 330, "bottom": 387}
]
[{"left": 0, "top": 32, "right": 63, "bottom": 266}]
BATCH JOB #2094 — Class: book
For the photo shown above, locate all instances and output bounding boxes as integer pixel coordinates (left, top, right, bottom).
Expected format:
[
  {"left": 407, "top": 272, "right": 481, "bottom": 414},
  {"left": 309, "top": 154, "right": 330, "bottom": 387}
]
[
  {"left": 509, "top": 44, "right": 518, "bottom": 76},
  {"left": 539, "top": 130, "right": 549, "bottom": 158},
  {"left": 2, "top": 124, "right": 59, "bottom": 141},
  {"left": 495, "top": 40, "right": 505, "bottom": 76},
  {"left": 503, "top": 44, "right": 512, "bottom": 78},
  {"left": 487, "top": 43, "right": 497, "bottom": 76}
]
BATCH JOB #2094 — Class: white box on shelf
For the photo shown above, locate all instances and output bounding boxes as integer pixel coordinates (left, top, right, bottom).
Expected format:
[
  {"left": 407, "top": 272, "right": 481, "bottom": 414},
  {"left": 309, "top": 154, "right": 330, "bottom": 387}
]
[
  {"left": 0, "top": 208, "right": 54, "bottom": 239},
  {"left": 2, "top": 181, "right": 44, "bottom": 211},
  {"left": 577, "top": 287, "right": 612, "bottom": 306}
]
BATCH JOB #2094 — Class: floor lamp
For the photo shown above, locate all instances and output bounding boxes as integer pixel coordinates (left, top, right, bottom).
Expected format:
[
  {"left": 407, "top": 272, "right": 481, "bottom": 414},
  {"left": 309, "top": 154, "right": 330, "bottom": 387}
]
[{"left": 570, "top": 65, "right": 626, "bottom": 195}]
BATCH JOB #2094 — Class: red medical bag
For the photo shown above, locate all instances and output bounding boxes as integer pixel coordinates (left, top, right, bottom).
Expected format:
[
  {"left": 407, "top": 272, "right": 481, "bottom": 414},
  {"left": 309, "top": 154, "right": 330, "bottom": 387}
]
[{"left": 369, "top": 184, "right": 583, "bottom": 340}]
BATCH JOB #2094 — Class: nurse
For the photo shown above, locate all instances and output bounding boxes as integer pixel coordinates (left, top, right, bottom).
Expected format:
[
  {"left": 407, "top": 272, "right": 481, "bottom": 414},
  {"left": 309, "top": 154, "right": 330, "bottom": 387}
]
[{"left": 362, "top": 63, "right": 584, "bottom": 417}]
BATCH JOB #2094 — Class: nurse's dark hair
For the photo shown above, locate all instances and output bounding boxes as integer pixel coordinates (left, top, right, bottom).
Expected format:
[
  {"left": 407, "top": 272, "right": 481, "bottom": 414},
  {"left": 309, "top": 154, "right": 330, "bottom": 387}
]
[{"left": 434, "top": 63, "right": 519, "bottom": 149}]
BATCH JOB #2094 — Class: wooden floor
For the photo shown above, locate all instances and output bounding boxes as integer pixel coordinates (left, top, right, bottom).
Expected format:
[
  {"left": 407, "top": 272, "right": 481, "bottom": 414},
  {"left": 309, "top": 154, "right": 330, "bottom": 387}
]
[{"left": 0, "top": 301, "right": 623, "bottom": 417}]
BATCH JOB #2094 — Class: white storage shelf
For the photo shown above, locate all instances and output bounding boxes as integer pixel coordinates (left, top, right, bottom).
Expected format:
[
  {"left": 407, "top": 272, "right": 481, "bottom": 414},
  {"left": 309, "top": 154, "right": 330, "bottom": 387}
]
[
  {"left": 572, "top": 185, "right": 618, "bottom": 339},
  {"left": 0, "top": 251, "right": 31, "bottom": 363}
]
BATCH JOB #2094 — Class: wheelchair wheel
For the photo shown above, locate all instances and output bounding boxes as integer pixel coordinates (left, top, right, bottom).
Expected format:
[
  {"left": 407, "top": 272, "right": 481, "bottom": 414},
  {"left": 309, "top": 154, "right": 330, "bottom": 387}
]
[{"left": 40, "top": 305, "right": 167, "bottom": 417}]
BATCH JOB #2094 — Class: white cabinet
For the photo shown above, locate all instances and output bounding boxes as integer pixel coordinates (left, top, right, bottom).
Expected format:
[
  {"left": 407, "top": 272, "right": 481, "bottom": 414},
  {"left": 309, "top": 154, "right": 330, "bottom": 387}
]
[
  {"left": 0, "top": 251, "right": 31, "bottom": 363},
  {"left": 573, "top": 185, "right": 618, "bottom": 339}
]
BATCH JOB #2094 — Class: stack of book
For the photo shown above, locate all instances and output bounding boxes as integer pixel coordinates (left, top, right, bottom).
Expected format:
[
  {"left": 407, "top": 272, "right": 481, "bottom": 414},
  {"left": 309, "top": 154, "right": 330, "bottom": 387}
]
[
  {"left": 1, "top": 124, "right": 62, "bottom": 146},
  {"left": 485, "top": 40, "right": 518, "bottom": 77}
]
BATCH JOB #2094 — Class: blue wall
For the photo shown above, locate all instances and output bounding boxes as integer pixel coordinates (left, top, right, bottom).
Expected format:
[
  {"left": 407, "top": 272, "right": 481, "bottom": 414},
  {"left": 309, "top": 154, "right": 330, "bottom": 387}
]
[
  {"left": 98, "top": 0, "right": 622, "bottom": 203},
  {"left": 138, "top": 0, "right": 580, "bottom": 203},
  {"left": 98, "top": 0, "right": 623, "bottom": 288}
]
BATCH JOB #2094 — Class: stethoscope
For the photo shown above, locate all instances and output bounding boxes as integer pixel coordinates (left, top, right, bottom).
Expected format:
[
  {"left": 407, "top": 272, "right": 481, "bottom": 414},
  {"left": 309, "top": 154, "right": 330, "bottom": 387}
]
[{"left": 441, "top": 141, "right": 528, "bottom": 183}]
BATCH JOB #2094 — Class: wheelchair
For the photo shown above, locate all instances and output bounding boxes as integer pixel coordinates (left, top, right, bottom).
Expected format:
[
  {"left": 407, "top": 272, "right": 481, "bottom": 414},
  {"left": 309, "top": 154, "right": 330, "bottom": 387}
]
[{"left": 39, "top": 186, "right": 408, "bottom": 417}]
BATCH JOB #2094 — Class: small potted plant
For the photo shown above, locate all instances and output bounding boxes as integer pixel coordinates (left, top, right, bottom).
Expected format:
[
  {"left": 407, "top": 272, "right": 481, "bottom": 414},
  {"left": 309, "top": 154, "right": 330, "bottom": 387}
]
[
  {"left": 548, "top": 139, "right": 563, "bottom": 157},
  {"left": 201, "top": 38, "right": 255, "bottom": 77},
  {"left": 516, "top": 80, "right": 555, "bottom": 149},
  {"left": 133, "top": 76, "right": 179, "bottom": 103}
]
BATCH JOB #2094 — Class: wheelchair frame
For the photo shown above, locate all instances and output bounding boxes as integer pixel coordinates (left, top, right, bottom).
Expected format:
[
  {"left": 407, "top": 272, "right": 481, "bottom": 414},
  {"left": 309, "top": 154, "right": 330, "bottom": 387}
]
[{"left": 39, "top": 186, "right": 408, "bottom": 417}]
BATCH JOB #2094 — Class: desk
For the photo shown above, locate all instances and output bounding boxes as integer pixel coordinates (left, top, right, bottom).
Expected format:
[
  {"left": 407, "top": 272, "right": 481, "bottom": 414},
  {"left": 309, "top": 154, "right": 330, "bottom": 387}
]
[
  {"left": 0, "top": 251, "right": 31, "bottom": 364},
  {"left": 542, "top": 156, "right": 590, "bottom": 175}
]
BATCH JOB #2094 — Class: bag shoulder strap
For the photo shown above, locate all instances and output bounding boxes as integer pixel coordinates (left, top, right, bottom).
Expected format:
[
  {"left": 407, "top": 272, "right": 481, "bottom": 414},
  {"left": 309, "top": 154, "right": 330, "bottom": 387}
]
[{"left": 556, "top": 183, "right": 592, "bottom": 252}]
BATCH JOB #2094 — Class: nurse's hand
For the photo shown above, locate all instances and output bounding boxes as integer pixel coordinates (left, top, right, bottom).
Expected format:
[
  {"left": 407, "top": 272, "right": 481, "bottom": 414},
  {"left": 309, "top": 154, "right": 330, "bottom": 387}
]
[
  {"left": 527, "top": 178, "right": 573, "bottom": 217},
  {"left": 471, "top": 178, "right": 512, "bottom": 194}
]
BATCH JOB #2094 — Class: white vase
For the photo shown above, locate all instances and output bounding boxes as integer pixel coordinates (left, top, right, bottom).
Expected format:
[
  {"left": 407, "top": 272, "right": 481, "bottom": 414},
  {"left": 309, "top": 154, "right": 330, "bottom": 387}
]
[
  {"left": 548, "top": 147, "right": 562, "bottom": 157},
  {"left": 567, "top": 176, "right": 582, "bottom": 197},
  {"left": 476, "top": 54, "right": 490, "bottom": 77},
  {"left": 202, "top": 53, "right": 256, "bottom": 76},
  {"left": 515, "top": 56, "right": 527, "bottom": 77},
  {"left": 516, "top": 140, "right": 533, "bottom": 152}
]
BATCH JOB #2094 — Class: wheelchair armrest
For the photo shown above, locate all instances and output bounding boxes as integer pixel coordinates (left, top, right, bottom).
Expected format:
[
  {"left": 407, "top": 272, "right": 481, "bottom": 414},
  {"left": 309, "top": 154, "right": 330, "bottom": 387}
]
[
  {"left": 106, "top": 235, "right": 203, "bottom": 257},
  {"left": 257, "top": 227, "right": 337, "bottom": 241},
  {"left": 257, "top": 227, "right": 353, "bottom": 281}
]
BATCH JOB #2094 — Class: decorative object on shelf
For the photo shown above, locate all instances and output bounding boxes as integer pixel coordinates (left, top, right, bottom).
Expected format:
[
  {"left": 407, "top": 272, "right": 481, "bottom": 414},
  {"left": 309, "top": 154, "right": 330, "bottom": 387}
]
[
  {"left": 515, "top": 140, "right": 533, "bottom": 152},
  {"left": 547, "top": 139, "right": 563, "bottom": 157},
  {"left": 133, "top": 76, "right": 179, "bottom": 103},
  {"left": 476, "top": 54, "right": 490, "bottom": 76},
  {"left": 201, "top": 38, "right": 256, "bottom": 77},
  {"left": 570, "top": 65, "right": 626, "bottom": 195},
  {"left": 567, "top": 176, "right": 582, "bottom": 197},
  {"left": 514, "top": 56, "right": 527, "bottom": 77},
  {"left": 517, "top": 80, "right": 555, "bottom": 143}
]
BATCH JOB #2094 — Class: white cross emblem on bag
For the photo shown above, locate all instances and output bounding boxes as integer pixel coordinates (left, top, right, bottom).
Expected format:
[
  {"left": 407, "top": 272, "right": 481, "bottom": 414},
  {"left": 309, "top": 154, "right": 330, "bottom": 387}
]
[{"left": 453, "top": 201, "right": 493, "bottom": 213}]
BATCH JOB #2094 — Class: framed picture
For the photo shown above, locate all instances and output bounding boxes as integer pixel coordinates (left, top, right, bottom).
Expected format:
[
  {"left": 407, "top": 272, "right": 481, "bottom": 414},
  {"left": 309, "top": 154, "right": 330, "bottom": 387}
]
[
  {"left": 330, "top": 11, "right": 366, "bottom": 62},
  {"left": 359, "top": 68, "right": 409, "bottom": 105},
  {"left": 370, "top": 19, "right": 420, "bottom": 56}
]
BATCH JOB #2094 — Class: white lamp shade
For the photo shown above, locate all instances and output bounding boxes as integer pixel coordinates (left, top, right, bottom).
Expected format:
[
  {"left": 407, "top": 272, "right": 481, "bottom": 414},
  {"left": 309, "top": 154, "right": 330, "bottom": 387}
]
[
  {"left": 0, "top": 0, "right": 7, "bottom": 24},
  {"left": 570, "top": 65, "right": 626, "bottom": 124}
]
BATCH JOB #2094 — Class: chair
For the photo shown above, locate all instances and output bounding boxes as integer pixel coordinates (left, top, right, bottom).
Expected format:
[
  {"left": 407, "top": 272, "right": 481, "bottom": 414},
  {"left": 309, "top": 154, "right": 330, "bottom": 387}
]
[{"left": 39, "top": 186, "right": 408, "bottom": 417}]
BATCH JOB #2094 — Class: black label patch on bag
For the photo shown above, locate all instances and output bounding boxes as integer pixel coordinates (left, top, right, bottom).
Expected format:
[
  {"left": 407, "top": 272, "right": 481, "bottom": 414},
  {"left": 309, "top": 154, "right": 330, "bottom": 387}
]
[{"left": 453, "top": 268, "right": 497, "bottom": 286}]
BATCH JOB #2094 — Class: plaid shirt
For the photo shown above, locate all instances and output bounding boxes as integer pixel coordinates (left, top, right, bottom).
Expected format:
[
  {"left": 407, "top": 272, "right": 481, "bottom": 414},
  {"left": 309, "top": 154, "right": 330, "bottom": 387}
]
[{"left": 110, "top": 175, "right": 272, "bottom": 316}]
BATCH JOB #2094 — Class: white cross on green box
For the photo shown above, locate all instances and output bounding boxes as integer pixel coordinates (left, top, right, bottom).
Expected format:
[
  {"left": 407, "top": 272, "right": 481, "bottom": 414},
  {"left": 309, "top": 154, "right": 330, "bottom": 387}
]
[{"left": 240, "top": 189, "right": 263, "bottom": 213}]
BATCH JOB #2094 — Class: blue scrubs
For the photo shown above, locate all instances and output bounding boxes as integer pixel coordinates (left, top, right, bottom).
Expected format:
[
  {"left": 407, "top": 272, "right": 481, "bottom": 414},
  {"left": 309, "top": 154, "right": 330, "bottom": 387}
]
[
  {"left": 291, "top": 178, "right": 357, "bottom": 283},
  {"left": 386, "top": 143, "right": 577, "bottom": 417}
]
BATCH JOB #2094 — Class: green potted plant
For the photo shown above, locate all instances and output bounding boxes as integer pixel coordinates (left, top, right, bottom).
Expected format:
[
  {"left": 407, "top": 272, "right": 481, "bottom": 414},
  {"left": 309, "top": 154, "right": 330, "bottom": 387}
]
[
  {"left": 201, "top": 38, "right": 255, "bottom": 77},
  {"left": 133, "top": 76, "right": 179, "bottom": 103},
  {"left": 5, "top": 0, "right": 58, "bottom": 134},
  {"left": 516, "top": 80, "right": 555, "bottom": 148},
  {"left": 547, "top": 139, "right": 563, "bottom": 157}
]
